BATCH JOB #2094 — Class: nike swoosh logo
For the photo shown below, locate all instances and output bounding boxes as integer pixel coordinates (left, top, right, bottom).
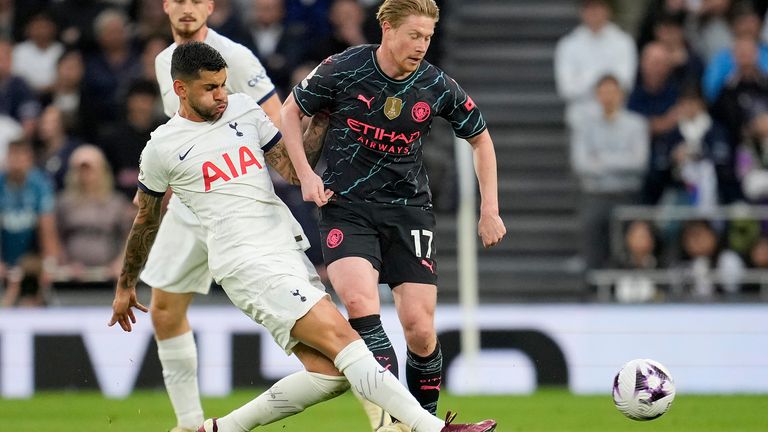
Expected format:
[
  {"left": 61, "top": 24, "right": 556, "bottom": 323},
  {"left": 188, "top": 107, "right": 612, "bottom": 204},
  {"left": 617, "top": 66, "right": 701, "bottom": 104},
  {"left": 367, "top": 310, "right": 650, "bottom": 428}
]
[{"left": 179, "top": 145, "right": 195, "bottom": 160}]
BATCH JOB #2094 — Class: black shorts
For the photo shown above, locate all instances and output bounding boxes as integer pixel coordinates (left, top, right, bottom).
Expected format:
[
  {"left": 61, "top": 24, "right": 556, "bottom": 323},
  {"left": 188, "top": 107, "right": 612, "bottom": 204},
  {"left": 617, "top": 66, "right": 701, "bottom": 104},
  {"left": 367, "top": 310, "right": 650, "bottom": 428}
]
[{"left": 319, "top": 200, "right": 437, "bottom": 287}]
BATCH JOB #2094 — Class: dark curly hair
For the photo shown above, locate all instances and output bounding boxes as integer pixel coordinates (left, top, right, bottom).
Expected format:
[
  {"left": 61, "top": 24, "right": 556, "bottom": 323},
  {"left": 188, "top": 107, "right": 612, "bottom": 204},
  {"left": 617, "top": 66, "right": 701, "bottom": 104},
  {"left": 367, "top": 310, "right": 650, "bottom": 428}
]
[{"left": 171, "top": 41, "right": 227, "bottom": 82}]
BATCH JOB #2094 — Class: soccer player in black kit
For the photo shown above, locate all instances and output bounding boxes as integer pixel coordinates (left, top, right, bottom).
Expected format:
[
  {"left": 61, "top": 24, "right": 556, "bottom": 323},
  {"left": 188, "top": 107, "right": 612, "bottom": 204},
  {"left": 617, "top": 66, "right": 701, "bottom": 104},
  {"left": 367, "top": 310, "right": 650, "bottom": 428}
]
[{"left": 281, "top": 1, "right": 506, "bottom": 431}]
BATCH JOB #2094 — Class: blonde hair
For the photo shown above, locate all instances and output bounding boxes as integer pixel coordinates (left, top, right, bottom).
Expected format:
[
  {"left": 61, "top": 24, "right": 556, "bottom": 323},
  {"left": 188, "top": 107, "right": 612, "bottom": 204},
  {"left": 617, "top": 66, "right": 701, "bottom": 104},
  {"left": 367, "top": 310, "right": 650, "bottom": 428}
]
[
  {"left": 377, "top": 0, "right": 439, "bottom": 28},
  {"left": 63, "top": 144, "right": 115, "bottom": 202}
]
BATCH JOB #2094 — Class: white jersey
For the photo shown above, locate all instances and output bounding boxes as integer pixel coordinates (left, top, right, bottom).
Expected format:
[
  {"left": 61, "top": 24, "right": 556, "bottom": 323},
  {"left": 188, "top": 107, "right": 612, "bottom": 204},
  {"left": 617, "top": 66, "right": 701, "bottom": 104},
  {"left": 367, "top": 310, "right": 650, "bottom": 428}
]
[
  {"left": 155, "top": 28, "right": 277, "bottom": 224},
  {"left": 138, "top": 94, "right": 303, "bottom": 278}
]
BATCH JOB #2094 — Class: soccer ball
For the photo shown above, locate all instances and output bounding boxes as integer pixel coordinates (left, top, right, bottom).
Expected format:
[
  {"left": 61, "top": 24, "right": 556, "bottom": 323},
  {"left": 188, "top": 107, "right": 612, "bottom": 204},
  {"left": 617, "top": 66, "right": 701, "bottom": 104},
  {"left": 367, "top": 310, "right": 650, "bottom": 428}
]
[{"left": 612, "top": 358, "right": 675, "bottom": 421}]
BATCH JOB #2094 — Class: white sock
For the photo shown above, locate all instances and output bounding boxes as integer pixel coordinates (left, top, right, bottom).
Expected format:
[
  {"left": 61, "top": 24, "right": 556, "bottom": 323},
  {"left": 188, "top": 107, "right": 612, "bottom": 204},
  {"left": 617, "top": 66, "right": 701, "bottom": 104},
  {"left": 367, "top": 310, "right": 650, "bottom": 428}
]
[
  {"left": 157, "top": 331, "right": 204, "bottom": 429},
  {"left": 216, "top": 371, "right": 349, "bottom": 432},
  {"left": 334, "top": 339, "right": 444, "bottom": 432}
]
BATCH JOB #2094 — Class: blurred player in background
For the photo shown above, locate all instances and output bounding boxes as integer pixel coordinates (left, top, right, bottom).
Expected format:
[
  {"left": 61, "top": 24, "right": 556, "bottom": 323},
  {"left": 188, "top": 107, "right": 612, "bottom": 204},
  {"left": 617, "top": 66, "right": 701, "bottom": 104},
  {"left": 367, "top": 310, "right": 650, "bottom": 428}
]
[
  {"left": 109, "top": 40, "right": 498, "bottom": 432},
  {"left": 281, "top": 1, "right": 506, "bottom": 431},
  {"left": 142, "top": 1, "right": 324, "bottom": 431}
]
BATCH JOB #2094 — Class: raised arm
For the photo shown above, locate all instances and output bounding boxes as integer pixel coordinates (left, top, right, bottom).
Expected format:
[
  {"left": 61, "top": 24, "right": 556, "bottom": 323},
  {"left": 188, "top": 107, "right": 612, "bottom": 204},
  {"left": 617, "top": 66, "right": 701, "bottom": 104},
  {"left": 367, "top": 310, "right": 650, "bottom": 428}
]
[
  {"left": 466, "top": 129, "right": 506, "bottom": 248},
  {"left": 280, "top": 93, "right": 333, "bottom": 206},
  {"left": 265, "top": 111, "right": 329, "bottom": 185},
  {"left": 108, "top": 190, "right": 163, "bottom": 331},
  {"left": 280, "top": 93, "right": 314, "bottom": 179}
]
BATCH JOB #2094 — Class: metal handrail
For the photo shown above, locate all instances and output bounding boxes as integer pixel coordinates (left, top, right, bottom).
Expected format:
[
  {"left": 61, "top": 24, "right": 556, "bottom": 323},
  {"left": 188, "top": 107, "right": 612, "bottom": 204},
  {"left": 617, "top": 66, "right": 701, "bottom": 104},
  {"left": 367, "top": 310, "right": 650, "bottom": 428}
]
[{"left": 588, "top": 268, "right": 768, "bottom": 302}]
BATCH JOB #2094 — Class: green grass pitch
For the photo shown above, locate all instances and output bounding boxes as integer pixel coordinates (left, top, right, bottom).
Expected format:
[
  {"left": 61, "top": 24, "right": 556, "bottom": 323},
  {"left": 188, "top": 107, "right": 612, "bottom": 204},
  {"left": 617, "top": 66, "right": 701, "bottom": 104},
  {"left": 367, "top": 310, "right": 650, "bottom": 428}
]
[{"left": 1, "top": 389, "right": 766, "bottom": 431}]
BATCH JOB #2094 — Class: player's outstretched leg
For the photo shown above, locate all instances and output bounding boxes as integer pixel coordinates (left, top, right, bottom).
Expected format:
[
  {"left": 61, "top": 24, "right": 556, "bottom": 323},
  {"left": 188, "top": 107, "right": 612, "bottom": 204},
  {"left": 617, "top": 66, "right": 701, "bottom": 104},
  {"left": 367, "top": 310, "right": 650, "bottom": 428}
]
[
  {"left": 197, "top": 311, "right": 497, "bottom": 432},
  {"left": 197, "top": 343, "right": 348, "bottom": 432},
  {"left": 295, "top": 299, "right": 497, "bottom": 432},
  {"left": 199, "top": 373, "right": 348, "bottom": 431},
  {"left": 350, "top": 314, "right": 400, "bottom": 430}
]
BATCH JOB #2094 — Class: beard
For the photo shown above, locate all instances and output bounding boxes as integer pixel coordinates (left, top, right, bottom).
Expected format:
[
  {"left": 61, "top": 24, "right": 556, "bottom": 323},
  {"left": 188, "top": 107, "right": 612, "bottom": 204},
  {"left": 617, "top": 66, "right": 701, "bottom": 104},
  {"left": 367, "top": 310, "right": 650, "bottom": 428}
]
[
  {"left": 172, "top": 21, "right": 204, "bottom": 39},
  {"left": 189, "top": 99, "right": 224, "bottom": 122}
]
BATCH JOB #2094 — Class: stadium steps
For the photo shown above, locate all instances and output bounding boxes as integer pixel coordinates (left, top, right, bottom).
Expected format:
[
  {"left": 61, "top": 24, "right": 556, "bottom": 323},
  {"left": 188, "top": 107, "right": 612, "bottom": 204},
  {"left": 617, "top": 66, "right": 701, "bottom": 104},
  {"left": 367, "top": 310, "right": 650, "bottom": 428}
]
[
  {"left": 435, "top": 0, "right": 584, "bottom": 300},
  {"left": 436, "top": 215, "right": 581, "bottom": 257}
]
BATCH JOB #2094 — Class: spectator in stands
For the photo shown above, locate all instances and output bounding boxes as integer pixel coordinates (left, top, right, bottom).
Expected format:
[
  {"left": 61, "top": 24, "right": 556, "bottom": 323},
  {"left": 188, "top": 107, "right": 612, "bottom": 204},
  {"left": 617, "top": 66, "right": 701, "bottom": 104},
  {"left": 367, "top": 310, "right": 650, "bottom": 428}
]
[
  {"left": 613, "top": 220, "right": 663, "bottom": 303},
  {"left": 55, "top": 145, "right": 133, "bottom": 281},
  {"left": 712, "top": 35, "right": 768, "bottom": 145},
  {"left": 0, "top": 0, "right": 44, "bottom": 42},
  {"left": 702, "top": 4, "right": 768, "bottom": 102},
  {"left": 35, "top": 105, "right": 82, "bottom": 191},
  {"left": 0, "top": 0, "right": 12, "bottom": 41},
  {"left": 629, "top": 42, "right": 682, "bottom": 139},
  {"left": 675, "top": 219, "right": 744, "bottom": 299},
  {"left": 133, "top": 0, "right": 172, "bottom": 42},
  {"left": 554, "top": 0, "right": 637, "bottom": 126},
  {"left": 644, "top": 87, "right": 740, "bottom": 206},
  {"left": 686, "top": 0, "right": 734, "bottom": 63},
  {"left": 80, "top": 9, "right": 141, "bottom": 141},
  {"left": 0, "top": 139, "right": 59, "bottom": 307},
  {"left": 653, "top": 13, "right": 704, "bottom": 85},
  {"left": 361, "top": 0, "right": 384, "bottom": 41},
  {"left": 98, "top": 79, "right": 162, "bottom": 200},
  {"left": 677, "top": 89, "right": 737, "bottom": 208},
  {"left": 743, "top": 235, "right": 768, "bottom": 295},
  {"left": 629, "top": 43, "right": 687, "bottom": 205},
  {"left": 0, "top": 114, "right": 21, "bottom": 168},
  {"left": 307, "top": 0, "right": 368, "bottom": 63},
  {"left": 0, "top": 38, "right": 41, "bottom": 139},
  {"left": 209, "top": 0, "right": 253, "bottom": 47},
  {"left": 739, "top": 111, "right": 768, "bottom": 200},
  {"left": 637, "top": 0, "right": 690, "bottom": 50},
  {"left": 49, "top": 0, "right": 109, "bottom": 50},
  {"left": 571, "top": 74, "right": 649, "bottom": 270},
  {"left": 45, "top": 49, "right": 85, "bottom": 135},
  {"left": 725, "top": 214, "right": 761, "bottom": 263},
  {"left": 140, "top": 36, "right": 172, "bottom": 84},
  {"left": 246, "top": 0, "right": 306, "bottom": 95},
  {"left": 285, "top": 0, "right": 332, "bottom": 39},
  {"left": 11, "top": 12, "right": 63, "bottom": 97}
]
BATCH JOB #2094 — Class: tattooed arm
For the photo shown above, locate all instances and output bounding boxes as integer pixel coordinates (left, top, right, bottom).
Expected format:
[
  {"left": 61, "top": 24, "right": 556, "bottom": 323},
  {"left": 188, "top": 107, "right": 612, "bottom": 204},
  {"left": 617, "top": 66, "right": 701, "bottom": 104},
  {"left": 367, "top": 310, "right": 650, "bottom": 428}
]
[
  {"left": 108, "top": 190, "right": 163, "bottom": 332},
  {"left": 265, "top": 111, "right": 329, "bottom": 185},
  {"left": 303, "top": 110, "right": 329, "bottom": 169}
]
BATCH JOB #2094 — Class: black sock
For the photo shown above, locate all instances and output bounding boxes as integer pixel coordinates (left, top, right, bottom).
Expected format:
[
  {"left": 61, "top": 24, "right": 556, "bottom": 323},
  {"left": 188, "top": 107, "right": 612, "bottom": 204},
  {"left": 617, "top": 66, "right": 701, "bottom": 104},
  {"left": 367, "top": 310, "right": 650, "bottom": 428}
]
[
  {"left": 406, "top": 341, "right": 442, "bottom": 415},
  {"left": 348, "top": 314, "right": 399, "bottom": 378}
]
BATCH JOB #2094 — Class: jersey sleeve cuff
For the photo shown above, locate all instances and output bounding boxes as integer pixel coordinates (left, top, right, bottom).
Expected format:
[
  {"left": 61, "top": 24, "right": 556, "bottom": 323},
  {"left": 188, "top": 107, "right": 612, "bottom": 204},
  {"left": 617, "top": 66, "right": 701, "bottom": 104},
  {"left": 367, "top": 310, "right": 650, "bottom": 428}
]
[
  {"left": 261, "top": 131, "right": 283, "bottom": 153},
  {"left": 256, "top": 89, "right": 277, "bottom": 105},
  {"left": 137, "top": 181, "right": 165, "bottom": 197},
  {"left": 455, "top": 124, "right": 488, "bottom": 140},
  {"left": 291, "top": 88, "right": 316, "bottom": 117}
]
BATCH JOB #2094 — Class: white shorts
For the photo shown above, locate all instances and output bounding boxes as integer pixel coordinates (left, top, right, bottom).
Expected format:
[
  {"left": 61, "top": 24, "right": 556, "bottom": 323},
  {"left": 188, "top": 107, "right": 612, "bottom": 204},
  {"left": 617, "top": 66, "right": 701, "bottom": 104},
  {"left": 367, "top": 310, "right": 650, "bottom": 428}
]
[
  {"left": 218, "top": 249, "right": 328, "bottom": 354},
  {"left": 140, "top": 207, "right": 212, "bottom": 294}
]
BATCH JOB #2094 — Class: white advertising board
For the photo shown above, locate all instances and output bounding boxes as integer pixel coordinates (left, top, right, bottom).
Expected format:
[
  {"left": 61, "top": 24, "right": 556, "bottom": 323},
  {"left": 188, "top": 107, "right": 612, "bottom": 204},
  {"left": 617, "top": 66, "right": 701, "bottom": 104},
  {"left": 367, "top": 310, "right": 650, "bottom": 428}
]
[{"left": 0, "top": 304, "right": 765, "bottom": 398}]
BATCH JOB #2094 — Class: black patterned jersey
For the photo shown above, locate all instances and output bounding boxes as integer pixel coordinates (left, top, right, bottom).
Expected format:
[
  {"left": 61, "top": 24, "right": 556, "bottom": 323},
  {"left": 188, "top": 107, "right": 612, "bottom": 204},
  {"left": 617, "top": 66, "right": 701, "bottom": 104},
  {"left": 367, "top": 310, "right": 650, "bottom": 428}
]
[{"left": 292, "top": 44, "right": 486, "bottom": 208}]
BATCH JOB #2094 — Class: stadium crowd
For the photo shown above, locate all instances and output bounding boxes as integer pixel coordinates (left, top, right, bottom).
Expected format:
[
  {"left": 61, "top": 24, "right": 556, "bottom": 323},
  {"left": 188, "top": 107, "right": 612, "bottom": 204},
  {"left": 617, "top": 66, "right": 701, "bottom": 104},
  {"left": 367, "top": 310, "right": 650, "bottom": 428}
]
[
  {"left": 8, "top": 0, "right": 768, "bottom": 306},
  {"left": 557, "top": 0, "right": 768, "bottom": 301},
  {"left": 0, "top": 0, "right": 415, "bottom": 307}
]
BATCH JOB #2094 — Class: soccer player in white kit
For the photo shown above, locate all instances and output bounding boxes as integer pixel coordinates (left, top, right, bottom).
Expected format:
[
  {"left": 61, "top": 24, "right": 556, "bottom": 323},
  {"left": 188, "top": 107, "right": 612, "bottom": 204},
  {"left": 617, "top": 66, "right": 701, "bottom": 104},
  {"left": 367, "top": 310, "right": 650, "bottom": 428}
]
[
  {"left": 141, "top": 2, "right": 324, "bottom": 430},
  {"left": 109, "top": 41, "right": 497, "bottom": 432}
]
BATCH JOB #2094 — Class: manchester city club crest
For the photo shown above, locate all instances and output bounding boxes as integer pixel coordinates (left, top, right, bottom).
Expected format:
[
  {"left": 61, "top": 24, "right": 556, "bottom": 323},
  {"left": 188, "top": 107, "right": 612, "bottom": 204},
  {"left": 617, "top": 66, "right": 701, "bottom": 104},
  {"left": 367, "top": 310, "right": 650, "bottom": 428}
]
[{"left": 384, "top": 96, "right": 403, "bottom": 120}]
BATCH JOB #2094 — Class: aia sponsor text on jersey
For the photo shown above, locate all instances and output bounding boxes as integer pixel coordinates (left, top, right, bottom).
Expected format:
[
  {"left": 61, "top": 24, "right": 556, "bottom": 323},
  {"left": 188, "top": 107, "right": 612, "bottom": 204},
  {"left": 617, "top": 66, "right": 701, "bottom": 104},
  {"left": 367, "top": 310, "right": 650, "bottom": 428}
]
[{"left": 202, "top": 145, "right": 263, "bottom": 191}]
